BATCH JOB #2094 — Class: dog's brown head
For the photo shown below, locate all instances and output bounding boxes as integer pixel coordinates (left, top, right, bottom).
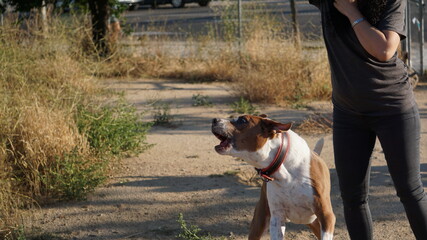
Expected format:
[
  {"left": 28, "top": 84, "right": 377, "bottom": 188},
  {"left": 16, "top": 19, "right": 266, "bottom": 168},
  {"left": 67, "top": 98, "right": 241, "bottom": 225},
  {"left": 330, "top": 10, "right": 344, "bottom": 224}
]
[{"left": 211, "top": 114, "right": 292, "bottom": 155}]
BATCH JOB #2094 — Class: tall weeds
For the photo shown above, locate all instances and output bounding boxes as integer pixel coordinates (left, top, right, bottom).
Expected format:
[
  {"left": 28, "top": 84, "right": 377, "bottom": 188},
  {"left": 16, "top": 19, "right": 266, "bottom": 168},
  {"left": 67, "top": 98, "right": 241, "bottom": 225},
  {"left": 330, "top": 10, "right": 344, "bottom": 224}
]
[
  {"left": 114, "top": 2, "right": 331, "bottom": 104},
  {"left": 0, "top": 13, "right": 151, "bottom": 237}
]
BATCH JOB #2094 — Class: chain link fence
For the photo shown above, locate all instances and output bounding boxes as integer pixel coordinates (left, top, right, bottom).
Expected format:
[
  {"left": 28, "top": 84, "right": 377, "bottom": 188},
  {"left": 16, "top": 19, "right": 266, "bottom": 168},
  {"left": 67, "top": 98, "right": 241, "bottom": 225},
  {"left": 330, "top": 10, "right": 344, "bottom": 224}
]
[{"left": 0, "top": 0, "right": 425, "bottom": 76}]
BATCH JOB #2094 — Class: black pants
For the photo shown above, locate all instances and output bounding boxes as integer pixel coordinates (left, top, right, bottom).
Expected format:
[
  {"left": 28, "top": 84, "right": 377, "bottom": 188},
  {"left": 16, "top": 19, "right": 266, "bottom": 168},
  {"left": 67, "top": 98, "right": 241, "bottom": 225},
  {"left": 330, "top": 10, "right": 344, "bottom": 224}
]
[{"left": 333, "top": 105, "right": 427, "bottom": 239}]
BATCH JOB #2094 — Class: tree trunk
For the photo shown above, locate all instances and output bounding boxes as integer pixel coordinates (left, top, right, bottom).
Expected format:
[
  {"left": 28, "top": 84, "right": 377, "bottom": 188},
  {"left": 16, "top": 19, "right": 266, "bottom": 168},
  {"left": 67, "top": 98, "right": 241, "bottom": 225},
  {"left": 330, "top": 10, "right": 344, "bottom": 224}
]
[
  {"left": 289, "top": 0, "right": 301, "bottom": 49},
  {"left": 88, "top": 0, "right": 110, "bottom": 57}
]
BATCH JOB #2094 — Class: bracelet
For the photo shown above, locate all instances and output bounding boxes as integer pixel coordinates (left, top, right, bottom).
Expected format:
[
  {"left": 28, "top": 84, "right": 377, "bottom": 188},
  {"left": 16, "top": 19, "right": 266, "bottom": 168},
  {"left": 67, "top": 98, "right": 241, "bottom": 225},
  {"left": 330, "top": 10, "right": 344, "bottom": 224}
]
[
  {"left": 352, "top": 17, "right": 365, "bottom": 27},
  {"left": 351, "top": 17, "right": 365, "bottom": 28}
]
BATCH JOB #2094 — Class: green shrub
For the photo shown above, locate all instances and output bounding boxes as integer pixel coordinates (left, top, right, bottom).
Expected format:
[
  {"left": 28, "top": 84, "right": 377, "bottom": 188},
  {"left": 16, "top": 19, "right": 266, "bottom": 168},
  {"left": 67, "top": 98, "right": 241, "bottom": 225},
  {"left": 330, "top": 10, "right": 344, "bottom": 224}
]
[
  {"left": 43, "top": 151, "right": 106, "bottom": 201},
  {"left": 76, "top": 101, "right": 152, "bottom": 156},
  {"left": 153, "top": 102, "right": 174, "bottom": 126},
  {"left": 192, "top": 94, "right": 213, "bottom": 107},
  {"left": 231, "top": 97, "right": 258, "bottom": 115},
  {"left": 177, "top": 214, "right": 218, "bottom": 240}
]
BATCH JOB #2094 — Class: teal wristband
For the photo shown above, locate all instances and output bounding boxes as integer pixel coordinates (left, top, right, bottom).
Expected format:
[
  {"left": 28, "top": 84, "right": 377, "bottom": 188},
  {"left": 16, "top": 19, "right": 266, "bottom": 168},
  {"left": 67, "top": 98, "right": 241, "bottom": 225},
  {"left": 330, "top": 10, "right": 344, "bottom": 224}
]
[{"left": 351, "top": 17, "right": 365, "bottom": 28}]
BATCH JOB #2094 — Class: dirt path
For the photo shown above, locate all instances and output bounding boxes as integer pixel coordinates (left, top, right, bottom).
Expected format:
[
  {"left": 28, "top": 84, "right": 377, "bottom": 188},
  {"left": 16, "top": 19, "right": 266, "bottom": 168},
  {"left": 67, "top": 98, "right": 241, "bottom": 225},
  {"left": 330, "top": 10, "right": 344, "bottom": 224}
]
[{"left": 25, "top": 79, "right": 427, "bottom": 240}]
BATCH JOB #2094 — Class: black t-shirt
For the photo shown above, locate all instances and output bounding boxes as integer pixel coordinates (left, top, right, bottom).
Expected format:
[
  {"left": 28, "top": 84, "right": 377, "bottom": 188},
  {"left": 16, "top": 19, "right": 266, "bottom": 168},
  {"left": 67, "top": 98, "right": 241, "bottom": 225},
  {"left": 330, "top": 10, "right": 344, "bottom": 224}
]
[{"left": 310, "top": 0, "right": 415, "bottom": 116}]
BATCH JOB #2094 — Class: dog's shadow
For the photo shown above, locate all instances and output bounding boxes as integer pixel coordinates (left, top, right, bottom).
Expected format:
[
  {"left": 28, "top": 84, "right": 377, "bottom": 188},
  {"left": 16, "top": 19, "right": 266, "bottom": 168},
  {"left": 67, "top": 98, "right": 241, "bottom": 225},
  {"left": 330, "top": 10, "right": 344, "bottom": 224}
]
[
  {"left": 107, "top": 174, "right": 266, "bottom": 238},
  {"left": 98, "top": 164, "right": 427, "bottom": 239}
]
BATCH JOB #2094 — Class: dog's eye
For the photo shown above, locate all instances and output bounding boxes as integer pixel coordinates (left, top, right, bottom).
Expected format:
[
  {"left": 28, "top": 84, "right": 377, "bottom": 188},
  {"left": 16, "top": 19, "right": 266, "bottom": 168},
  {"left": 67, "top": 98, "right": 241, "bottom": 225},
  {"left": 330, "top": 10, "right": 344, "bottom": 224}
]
[{"left": 236, "top": 117, "right": 248, "bottom": 125}]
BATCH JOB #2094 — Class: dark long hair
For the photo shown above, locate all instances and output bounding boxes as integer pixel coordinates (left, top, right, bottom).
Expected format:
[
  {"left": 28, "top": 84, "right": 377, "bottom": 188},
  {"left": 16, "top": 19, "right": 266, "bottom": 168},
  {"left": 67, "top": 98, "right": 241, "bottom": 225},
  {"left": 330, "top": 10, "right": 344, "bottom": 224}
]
[{"left": 358, "top": 0, "right": 388, "bottom": 25}]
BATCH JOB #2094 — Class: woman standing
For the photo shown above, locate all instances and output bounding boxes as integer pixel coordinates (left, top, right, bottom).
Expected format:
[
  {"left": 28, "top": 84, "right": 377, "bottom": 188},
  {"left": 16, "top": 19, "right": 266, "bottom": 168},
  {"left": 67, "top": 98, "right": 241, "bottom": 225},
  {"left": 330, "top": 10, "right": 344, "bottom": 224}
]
[{"left": 308, "top": 0, "right": 427, "bottom": 238}]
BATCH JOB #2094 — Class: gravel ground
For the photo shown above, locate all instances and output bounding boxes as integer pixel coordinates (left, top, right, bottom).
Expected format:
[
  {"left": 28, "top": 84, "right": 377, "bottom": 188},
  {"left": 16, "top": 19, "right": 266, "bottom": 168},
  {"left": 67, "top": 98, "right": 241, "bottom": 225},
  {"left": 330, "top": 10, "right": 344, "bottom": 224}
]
[{"left": 24, "top": 79, "right": 427, "bottom": 240}]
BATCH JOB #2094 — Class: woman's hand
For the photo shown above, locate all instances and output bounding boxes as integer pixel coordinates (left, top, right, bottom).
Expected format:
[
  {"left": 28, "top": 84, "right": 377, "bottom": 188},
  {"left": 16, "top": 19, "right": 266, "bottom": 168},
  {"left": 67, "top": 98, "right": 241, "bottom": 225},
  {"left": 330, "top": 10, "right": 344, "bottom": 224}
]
[
  {"left": 333, "top": 0, "right": 400, "bottom": 62},
  {"left": 334, "top": 0, "right": 363, "bottom": 22}
]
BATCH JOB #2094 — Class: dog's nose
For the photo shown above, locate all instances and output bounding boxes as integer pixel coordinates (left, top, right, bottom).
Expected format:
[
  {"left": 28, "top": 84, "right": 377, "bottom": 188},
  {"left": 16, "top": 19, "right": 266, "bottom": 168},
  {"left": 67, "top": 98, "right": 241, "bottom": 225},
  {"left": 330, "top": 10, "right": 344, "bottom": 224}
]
[{"left": 212, "top": 118, "right": 219, "bottom": 124}]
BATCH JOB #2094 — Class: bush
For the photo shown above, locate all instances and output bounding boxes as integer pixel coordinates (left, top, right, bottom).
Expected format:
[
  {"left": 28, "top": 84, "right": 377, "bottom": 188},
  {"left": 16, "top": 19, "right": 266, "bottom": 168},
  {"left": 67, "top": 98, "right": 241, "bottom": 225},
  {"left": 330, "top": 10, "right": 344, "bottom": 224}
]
[
  {"left": 42, "top": 151, "right": 106, "bottom": 201},
  {"left": 76, "top": 101, "right": 152, "bottom": 156},
  {"left": 177, "top": 214, "right": 220, "bottom": 240},
  {"left": 153, "top": 102, "right": 175, "bottom": 126},
  {"left": 231, "top": 97, "right": 258, "bottom": 115}
]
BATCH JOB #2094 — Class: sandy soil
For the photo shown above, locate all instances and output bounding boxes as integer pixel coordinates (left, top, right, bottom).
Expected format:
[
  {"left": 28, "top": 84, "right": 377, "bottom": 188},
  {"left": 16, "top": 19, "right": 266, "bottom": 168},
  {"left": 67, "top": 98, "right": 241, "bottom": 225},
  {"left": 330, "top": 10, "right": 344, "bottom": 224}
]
[{"left": 24, "top": 79, "right": 427, "bottom": 240}]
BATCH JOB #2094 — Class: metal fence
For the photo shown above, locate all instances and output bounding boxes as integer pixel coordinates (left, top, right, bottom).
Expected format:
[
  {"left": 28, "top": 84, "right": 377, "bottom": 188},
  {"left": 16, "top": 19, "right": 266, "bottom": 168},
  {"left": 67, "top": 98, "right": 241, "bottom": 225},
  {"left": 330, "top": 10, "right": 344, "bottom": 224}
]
[
  {"left": 404, "top": 0, "right": 425, "bottom": 75},
  {"left": 0, "top": 0, "right": 425, "bottom": 75}
]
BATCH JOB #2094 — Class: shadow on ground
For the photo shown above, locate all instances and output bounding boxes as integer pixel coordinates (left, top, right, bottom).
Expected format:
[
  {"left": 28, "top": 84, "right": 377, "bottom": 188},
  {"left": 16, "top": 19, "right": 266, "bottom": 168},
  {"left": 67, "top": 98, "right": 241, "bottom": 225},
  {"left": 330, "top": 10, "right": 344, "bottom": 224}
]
[{"left": 41, "top": 162, "right": 427, "bottom": 240}]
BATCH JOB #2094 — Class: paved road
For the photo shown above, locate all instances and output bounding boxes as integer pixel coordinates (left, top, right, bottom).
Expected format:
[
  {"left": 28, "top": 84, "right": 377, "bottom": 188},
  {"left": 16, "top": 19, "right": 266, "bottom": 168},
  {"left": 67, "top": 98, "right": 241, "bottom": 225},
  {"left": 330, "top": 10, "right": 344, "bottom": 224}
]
[{"left": 122, "top": 0, "right": 322, "bottom": 39}]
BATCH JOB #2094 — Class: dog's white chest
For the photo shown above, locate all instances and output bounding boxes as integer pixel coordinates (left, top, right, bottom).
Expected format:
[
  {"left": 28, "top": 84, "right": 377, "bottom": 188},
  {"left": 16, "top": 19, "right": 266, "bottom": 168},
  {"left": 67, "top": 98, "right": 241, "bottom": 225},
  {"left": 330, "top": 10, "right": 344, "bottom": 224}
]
[{"left": 267, "top": 180, "right": 316, "bottom": 224}]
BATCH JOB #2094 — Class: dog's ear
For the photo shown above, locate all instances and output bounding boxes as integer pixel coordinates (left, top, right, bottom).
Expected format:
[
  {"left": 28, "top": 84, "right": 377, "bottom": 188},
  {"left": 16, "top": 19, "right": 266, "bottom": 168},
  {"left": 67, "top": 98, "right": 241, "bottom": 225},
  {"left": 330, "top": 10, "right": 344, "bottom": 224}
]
[
  {"left": 261, "top": 118, "right": 292, "bottom": 138},
  {"left": 258, "top": 114, "right": 268, "bottom": 118}
]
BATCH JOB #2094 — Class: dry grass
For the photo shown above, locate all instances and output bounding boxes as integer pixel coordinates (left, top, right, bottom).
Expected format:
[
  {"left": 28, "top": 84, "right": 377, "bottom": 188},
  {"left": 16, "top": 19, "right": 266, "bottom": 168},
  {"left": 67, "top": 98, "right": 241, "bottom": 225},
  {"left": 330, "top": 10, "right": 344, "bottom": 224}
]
[
  {"left": 109, "top": 3, "right": 332, "bottom": 105},
  {"left": 235, "top": 39, "right": 330, "bottom": 104},
  {"left": 0, "top": 13, "right": 128, "bottom": 237},
  {"left": 294, "top": 113, "right": 333, "bottom": 135},
  {"left": 12, "top": 104, "right": 89, "bottom": 198},
  {"left": 104, "top": 38, "right": 330, "bottom": 105},
  {"left": 0, "top": 11, "right": 154, "bottom": 236}
]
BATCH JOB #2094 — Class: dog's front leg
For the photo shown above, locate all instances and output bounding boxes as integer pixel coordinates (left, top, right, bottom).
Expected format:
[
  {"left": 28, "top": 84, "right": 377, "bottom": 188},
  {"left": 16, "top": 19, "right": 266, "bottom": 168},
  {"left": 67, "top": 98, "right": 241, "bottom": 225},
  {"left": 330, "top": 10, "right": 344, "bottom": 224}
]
[
  {"left": 249, "top": 182, "right": 270, "bottom": 240},
  {"left": 270, "top": 214, "right": 286, "bottom": 240}
]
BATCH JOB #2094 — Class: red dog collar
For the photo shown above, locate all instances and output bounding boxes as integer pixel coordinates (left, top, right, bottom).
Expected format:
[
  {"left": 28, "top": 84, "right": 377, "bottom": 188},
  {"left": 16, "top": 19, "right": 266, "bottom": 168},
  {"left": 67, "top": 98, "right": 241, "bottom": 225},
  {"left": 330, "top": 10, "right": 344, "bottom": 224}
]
[{"left": 255, "top": 132, "right": 290, "bottom": 182}]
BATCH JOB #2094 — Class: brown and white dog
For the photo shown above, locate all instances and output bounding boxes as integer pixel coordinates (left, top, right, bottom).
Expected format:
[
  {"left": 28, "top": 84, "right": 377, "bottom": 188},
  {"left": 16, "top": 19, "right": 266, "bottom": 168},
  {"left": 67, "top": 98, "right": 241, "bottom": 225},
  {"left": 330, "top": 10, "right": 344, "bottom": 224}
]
[{"left": 211, "top": 114, "right": 335, "bottom": 240}]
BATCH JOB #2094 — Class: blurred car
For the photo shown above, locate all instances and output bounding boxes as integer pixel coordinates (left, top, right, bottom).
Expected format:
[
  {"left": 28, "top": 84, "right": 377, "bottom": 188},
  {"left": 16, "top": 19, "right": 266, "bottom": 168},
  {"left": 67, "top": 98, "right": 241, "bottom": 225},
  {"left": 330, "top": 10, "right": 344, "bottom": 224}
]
[
  {"left": 118, "top": 0, "right": 143, "bottom": 10},
  {"left": 119, "top": 0, "right": 210, "bottom": 10},
  {"left": 55, "top": 0, "right": 76, "bottom": 12}
]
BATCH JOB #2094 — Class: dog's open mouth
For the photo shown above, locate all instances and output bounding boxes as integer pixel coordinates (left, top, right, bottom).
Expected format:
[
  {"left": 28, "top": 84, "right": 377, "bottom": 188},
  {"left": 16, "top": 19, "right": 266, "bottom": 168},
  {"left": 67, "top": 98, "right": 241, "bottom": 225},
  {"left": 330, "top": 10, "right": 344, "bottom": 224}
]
[{"left": 213, "top": 132, "right": 232, "bottom": 152}]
